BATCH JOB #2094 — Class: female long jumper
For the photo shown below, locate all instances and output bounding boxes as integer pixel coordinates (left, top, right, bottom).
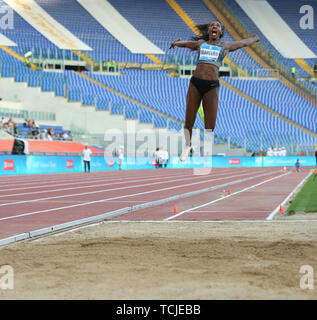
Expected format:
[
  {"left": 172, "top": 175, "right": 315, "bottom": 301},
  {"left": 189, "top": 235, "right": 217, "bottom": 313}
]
[{"left": 169, "top": 21, "right": 259, "bottom": 161}]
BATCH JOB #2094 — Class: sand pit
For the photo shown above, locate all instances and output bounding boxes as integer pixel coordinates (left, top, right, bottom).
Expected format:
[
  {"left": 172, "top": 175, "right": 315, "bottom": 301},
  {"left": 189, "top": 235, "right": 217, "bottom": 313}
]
[{"left": 0, "top": 218, "right": 316, "bottom": 300}]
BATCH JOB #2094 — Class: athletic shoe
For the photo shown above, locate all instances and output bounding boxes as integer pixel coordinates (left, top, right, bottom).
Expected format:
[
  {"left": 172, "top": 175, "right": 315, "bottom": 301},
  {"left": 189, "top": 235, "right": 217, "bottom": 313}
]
[{"left": 180, "top": 145, "right": 191, "bottom": 162}]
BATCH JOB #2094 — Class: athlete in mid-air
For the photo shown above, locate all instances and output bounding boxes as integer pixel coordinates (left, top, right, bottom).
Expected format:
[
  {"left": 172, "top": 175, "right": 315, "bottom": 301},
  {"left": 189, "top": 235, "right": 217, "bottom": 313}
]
[{"left": 169, "top": 21, "right": 259, "bottom": 161}]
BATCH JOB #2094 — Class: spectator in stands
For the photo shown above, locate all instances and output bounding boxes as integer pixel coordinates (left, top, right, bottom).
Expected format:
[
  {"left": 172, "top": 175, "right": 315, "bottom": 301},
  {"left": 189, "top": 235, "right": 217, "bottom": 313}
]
[
  {"left": 0, "top": 116, "right": 5, "bottom": 127},
  {"left": 294, "top": 159, "right": 302, "bottom": 172},
  {"left": 82, "top": 146, "right": 92, "bottom": 173},
  {"left": 40, "top": 129, "right": 47, "bottom": 140},
  {"left": 13, "top": 122, "right": 18, "bottom": 137},
  {"left": 7, "top": 120, "right": 14, "bottom": 136},
  {"left": 62, "top": 131, "right": 72, "bottom": 141},
  {"left": 31, "top": 125, "right": 40, "bottom": 139},
  {"left": 27, "top": 119, "right": 33, "bottom": 129},
  {"left": 47, "top": 128, "right": 55, "bottom": 141},
  {"left": 2, "top": 123, "right": 10, "bottom": 135},
  {"left": 169, "top": 21, "right": 259, "bottom": 162},
  {"left": 108, "top": 60, "right": 116, "bottom": 72},
  {"left": 57, "top": 132, "right": 64, "bottom": 141},
  {"left": 291, "top": 66, "right": 296, "bottom": 78}
]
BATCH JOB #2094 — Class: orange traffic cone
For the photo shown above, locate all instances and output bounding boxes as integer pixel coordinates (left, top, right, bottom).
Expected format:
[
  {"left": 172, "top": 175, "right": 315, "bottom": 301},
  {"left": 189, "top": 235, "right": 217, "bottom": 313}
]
[
  {"left": 173, "top": 204, "right": 179, "bottom": 213},
  {"left": 283, "top": 166, "right": 287, "bottom": 172},
  {"left": 228, "top": 188, "right": 232, "bottom": 195},
  {"left": 279, "top": 205, "right": 284, "bottom": 213}
]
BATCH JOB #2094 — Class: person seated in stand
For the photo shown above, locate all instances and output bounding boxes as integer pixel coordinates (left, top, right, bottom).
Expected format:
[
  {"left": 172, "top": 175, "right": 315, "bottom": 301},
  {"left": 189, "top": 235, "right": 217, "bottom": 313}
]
[
  {"left": 31, "top": 125, "right": 40, "bottom": 139},
  {"left": 47, "top": 128, "right": 55, "bottom": 141},
  {"left": 0, "top": 116, "right": 6, "bottom": 127},
  {"left": 40, "top": 128, "right": 47, "bottom": 140}
]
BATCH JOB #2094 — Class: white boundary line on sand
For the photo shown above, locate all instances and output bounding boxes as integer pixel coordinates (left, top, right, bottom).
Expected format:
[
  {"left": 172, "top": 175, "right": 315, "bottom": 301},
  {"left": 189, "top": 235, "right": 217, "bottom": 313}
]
[
  {"left": 164, "top": 172, "right": 290, "bottom": 221},
  {"left": 266, "top": 170, "right": 313, "bottom": 221}
]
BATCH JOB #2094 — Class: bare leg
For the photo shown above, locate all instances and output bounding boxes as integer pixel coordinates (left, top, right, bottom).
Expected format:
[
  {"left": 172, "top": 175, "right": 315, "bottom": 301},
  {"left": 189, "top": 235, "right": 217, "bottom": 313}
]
[
  {"left": 202, "top": 87, "right": 219, "bottom": 156},
  {"left": 184, "top": 82, "right": 202, "bottom": 146},
  {"left": 202, "top": 87, "right": 219, "bottom": 131}
]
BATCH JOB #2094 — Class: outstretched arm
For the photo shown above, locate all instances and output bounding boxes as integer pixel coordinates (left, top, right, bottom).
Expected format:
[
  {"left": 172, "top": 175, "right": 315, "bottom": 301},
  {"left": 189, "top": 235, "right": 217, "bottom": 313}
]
[
  {"left": 169, "top": 38, "right": 204, "bottom": 51},
  {"left": 223, "top": 35, "right": 259, "bottom": 52}
]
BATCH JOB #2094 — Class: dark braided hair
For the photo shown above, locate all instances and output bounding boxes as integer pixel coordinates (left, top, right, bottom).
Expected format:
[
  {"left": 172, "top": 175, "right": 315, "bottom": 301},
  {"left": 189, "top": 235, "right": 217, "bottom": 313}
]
[{"left": 191, "top": 22, "right": 225, "bottom": 41}]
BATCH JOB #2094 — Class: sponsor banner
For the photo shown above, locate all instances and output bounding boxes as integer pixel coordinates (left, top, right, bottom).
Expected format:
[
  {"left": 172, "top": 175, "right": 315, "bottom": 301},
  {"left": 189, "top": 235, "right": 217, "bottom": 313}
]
[
  {"left": 229, "top": 159, "right": 241, "bottom": 165},
  {"left": 0, "top": 155, "right": 315, "bottom": 175},
  {"left": 3, "top": 159, "right": 14, "bottom": 171},
  {"left": 108, "top": 159, "right": 114, "bottom": 168},
  {"left": 66, "top": 159, "right": 74, "bottom": 169},
  {"left": 3, "top": 0, "right": 92, "bottom": 50}
]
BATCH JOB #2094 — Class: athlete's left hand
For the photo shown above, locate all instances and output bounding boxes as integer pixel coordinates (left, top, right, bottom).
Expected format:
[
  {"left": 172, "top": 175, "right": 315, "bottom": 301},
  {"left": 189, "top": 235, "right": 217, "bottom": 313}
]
[{"left": 169, "top": 38, "right": 182, "bottom": 49}]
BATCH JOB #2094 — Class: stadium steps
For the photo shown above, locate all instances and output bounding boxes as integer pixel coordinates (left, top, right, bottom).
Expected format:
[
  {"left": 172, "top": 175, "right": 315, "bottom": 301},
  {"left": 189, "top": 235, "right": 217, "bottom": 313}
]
[
  {"left": 0, "top": 46, "right": 37, "bottom": 71},
  {"left": 220, "top": 78, "right": 317, "bottom": 139},
  {"left": 205, "top": 0, "right": 317, "bottom": 106},
  {"left": 166, "top": 0, "right": 248, "bottom": 77}
]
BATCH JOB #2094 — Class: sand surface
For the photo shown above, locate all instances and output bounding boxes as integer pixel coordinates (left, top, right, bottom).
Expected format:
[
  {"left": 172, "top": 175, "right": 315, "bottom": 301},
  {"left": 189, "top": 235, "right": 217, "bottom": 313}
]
[{"left": 1, "top": 217, "right": 317, "bottom": 300}]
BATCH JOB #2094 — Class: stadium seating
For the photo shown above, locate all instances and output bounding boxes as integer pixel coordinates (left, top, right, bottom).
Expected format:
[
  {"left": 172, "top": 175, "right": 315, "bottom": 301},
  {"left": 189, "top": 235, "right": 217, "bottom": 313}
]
[
  {"left": 225, "top": 77, "right": 317, "bottom": 133},
  {"left": 0, "top": 0, "right": 315, "bottom": 154},
  {"left": 220, "top": 0, "right": 312, "bottom": 78},
  {"left": 86, "top": 69, "right": 315, "bottom": 152}
]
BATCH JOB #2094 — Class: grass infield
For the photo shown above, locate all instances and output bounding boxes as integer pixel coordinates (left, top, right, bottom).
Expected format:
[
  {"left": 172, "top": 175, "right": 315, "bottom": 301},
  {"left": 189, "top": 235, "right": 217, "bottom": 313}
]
[{"left": 287, "top": 171, "right": 317, "bottom": 214}]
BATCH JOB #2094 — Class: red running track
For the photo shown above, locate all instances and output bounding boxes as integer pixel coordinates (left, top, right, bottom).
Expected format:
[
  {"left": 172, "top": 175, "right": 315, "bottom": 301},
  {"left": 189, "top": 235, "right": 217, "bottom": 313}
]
[{"left": 0, "top": 168, "right": 309, "bottom": 241}]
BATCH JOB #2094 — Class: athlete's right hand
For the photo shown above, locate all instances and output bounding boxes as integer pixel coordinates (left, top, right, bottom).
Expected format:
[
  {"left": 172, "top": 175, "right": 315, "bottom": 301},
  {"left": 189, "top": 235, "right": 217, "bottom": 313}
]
[{"left": 169, "top": 38, "right": 181, "bottom": 49}]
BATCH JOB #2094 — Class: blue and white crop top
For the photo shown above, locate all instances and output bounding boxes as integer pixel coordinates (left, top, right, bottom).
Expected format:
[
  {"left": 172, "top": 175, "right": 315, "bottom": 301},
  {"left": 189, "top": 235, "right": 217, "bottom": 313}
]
[{"left": 197, "top": 42, "right": 226, "bottom": 69}]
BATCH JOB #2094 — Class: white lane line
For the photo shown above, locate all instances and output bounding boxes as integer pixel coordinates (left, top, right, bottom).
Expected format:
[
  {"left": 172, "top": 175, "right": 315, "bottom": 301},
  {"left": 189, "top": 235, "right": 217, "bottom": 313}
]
[
  {"left": 188, "top": 210, "right": 269, "bottom": 213},
  {"left": 0, "top": 174, "right": 114, "bottom": 187},
  {"left": 0, "top": 171, "right": 255, "bottom": 208},
  {"left": 164, "top": 172, "right": 290, "bottom": 221},
  {"left": 0, "top": 171, "right": 272, "bottom": 222},
  {"left": 0, "top": 171, "right": 188, "bottom": 191},
  {"left": 0, "top": 167, "right": 269, "bottom": 187},
  {"left": 266, "top": 170, "right": 313, "bottom": 220},
  {"left": 0, "top": 171, "right": 201, "bottom": 197}
]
